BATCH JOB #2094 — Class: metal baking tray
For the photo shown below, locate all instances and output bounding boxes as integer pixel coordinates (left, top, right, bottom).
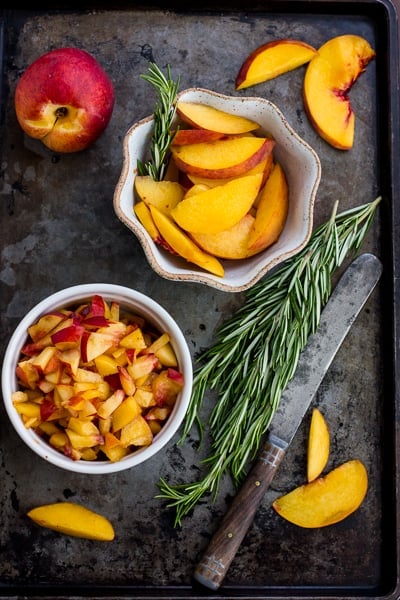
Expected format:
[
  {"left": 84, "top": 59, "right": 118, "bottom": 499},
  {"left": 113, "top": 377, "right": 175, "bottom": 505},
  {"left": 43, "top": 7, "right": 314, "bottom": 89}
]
[{"left": 0, "top": 1, "right": 399, "bottom": 598}]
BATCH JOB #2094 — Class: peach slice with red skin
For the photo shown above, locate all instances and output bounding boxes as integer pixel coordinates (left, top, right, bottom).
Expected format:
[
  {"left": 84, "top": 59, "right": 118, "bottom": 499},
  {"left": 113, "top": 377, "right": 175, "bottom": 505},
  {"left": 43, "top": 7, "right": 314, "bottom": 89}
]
[
  {"left": 171, "top": 173, "right": 263, "bottom": 235},
  {"left": 187, "top": 154, "right": 273, "bottom": 189},
  {"left": 272, "top": 459, "right": 368, "bottom": 528},
  {"left": 303, "top": 34, "right": 375, "bottom": 149},
  {"left": 172, "top": 128, "right": 226, "bottom": 145},
  {"left": 236, "top": 39, "right": 317, "bottom": 90},
  {"left": 176, "top": 101, "right": 260, "bottom": 134},
  {"left": 171, "top": 136, "right": 275, "bottom": 179},
  {"left": 134, "top": 201, "right": 178, "bottom": 255}
]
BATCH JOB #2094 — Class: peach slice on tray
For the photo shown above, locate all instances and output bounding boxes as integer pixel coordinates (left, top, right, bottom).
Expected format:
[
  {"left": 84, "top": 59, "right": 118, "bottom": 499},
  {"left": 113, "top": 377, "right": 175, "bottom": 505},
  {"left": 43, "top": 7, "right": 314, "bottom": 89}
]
[
  {"left": 303, "top": 34, "right": 376, "bottom": 149},
  {"left": 27, "top": 502, "right": 115, "bottom": 540},
  {"left": 176, "top": 101, "right": 260, "bottom": 134},
  {"left": 307, "top": 408, "right": 330, "bottom": 482},
  {"left": 272, "top": 459, "right": 368, "bottom": 528},
  {"left": 236, "top": 39, "right": 317, "bottom": 90},
  {"left": 170, "top": 136, "right": 275, "bottom": 179},
  {"left": 171, "top": 173, "right": 263, "bottom": 234}
]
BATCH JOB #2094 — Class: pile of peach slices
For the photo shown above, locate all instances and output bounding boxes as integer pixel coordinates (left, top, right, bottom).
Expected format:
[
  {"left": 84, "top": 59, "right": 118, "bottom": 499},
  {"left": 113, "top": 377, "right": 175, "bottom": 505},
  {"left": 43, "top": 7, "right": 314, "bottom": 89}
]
[{"left": 134, "top": 102, "right": 288, "bottom": 278}]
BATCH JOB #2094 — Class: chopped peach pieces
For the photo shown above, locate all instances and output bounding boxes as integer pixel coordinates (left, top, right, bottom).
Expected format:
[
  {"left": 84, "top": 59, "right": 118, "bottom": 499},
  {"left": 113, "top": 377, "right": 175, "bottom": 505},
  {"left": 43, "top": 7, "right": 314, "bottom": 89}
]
[{"left": 11, "top": 294, "right": 185, "bottom": 462}]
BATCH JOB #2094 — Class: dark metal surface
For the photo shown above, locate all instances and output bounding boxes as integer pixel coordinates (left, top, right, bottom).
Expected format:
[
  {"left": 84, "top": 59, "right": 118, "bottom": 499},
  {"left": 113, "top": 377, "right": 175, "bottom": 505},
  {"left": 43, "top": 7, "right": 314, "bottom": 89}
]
[{"left": 0, "top": 2, "right": 399, "bottom": 598}]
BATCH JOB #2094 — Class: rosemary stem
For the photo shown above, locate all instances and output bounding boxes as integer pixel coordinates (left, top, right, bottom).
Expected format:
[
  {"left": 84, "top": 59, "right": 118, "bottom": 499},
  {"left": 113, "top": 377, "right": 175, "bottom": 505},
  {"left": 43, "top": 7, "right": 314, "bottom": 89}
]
[{"left": 158, "top": 197, "right": 381, "bottom": 526}]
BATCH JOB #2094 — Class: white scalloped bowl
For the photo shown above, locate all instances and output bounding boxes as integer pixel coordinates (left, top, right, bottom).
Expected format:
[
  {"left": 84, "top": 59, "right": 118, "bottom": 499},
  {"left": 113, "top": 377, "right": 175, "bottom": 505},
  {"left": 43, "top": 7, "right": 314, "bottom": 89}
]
[
  {"left": 114, "top": 88, "right": 321, "bottom": 293},
  {"left": 1, "top": 284, "right": 193, "bottom": 474}
]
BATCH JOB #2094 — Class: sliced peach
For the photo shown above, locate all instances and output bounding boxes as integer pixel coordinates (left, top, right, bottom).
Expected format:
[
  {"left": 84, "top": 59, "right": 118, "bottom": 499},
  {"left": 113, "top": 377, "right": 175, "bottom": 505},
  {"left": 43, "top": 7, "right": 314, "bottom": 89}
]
[
  {"left": 172, "top": 128, "right": 226, "bottom": 145},
  {"left": 236, "top": 39, "right": 317, "bottom": 90},
  {"left": 171, "top": 173, "right": 263, "bottom": 234},
  {"left": 307, "top": 408, "right": 330, "bottom": 482},
  {"left": 303, "top": 34, "right": 375, "bottom": 149},
  {"left": 149, "top": 205, "right": 224, "bottom": 277},
  {"left": 176, "top": 101, "right": 260, "bottom": 134},
  {"left": 247, "top": 162, "right": 288, "bottom": 254},
  {"left": 171, "top": 136, "right": 275, "bottom": 179},
  {"left": 134, "top": 201, "right": 160, "bottom": 241},
  {"left": 27, "top": 502, "right": 115, "bottom": 541},
  {"left": 272, "top": 459, "right": 368, "bottom": 528},
  {"left": 187, "top": 154, "right": 273, "bottom": 189},
  {"left": 183, "top": 183, "right": 210, "bottom": 198},
  {"left": 191, "top": 213, "right": 255, "bottom": 259},
  {"left": 134, "top": 175, "right": 185, "bottom": 213}
]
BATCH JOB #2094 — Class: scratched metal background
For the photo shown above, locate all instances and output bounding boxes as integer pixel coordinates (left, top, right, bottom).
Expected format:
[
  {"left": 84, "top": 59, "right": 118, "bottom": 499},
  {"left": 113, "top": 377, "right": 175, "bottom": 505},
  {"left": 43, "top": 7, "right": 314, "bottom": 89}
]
[{"left": 0, "top": 3, "right": 398, "bottom": 598}]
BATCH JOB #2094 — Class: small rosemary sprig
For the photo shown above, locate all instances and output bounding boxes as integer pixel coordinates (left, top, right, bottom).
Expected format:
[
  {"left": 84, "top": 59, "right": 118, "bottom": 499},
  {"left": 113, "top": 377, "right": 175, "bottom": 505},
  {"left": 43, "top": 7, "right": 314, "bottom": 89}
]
[
  {"left": 137, "top": 63, "right": 180, "bottom": 181},
  {"left": 157, "top": 196, "right": 381, "bottom": 526}
]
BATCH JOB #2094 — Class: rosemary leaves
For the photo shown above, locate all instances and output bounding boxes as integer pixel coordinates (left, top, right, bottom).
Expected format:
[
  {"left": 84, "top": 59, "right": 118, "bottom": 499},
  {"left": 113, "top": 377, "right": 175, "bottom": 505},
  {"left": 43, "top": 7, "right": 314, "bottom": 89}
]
[
  {"left": 157, "top": 197, "right": 381, "bottom": 526},
  {"left": 137, "top": 63, "right": 180, "bottom": 182}
]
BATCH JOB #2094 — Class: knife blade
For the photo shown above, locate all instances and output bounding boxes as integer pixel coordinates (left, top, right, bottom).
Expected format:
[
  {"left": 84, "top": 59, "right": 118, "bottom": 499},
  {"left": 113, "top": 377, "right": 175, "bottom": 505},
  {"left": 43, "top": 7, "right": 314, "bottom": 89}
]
[{"left": 194, "top": 252, "right": 382, "bottom": 591}]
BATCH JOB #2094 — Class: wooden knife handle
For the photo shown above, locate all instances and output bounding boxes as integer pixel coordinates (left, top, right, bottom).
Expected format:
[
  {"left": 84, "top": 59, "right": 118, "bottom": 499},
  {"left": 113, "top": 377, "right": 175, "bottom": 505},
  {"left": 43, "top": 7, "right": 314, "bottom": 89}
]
[{"left": 193, "top": 434, "right": 287, "bottom": 590}]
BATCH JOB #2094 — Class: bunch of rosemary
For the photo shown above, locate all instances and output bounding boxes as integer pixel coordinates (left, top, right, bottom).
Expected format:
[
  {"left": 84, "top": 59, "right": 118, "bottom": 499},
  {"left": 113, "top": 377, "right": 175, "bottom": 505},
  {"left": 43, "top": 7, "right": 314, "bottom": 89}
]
[
  {"left": 136, "top": 63, "right": 180, "bottom": 181},
  {"left": 158, "top": 197, "right": 381, "bottom": 526}
]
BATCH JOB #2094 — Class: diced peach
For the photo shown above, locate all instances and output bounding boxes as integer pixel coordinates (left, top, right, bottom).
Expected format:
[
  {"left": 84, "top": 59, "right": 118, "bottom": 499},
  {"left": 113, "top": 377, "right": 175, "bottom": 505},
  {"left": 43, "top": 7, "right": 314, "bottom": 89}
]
[
  {"left": 119, "top": 415, "right": 153, "bottom": 448},
  {"left": 27, "top": 312, "right": 67, "bottom": 342},
  {"left": 127, "top": 354, "right": 160, "bottom": 381},
  {"left": 119, "top": 327, "right": 147, "bottom": 350},
  {"left": 111, "top": 395, "right": 142, "bottom": 431},
  {"left": 31, "top": 346, "right": 58, "bottom": 373},
  {"left": 94, "top": 354, "right": 119, "bottom": 377},
  {"left": 58, "top": 348, "right": 80, "bottom": 376},
  {"left": 133, "top": 387, "right": 156, "bottom": 408},
  {"left": 118, "top": 366, "right": 136, "bottom": 396},
  {"left": 96, "top": 389, "right": 125, "bottom": 419},
  {"left": 101, "top": 444, "right": 130, "bottom": 462},
  {"left": 66, "top": 428, "right": 104, "bottom": 449},
  {"left": 16, "top": 360, "right": 40, "bottom": 390},
  {"left": 152, "top": 369, "right": 183, "bottom": 406},
  {"left": 68, "top": 417, "right": 100, "bottom": 437}
]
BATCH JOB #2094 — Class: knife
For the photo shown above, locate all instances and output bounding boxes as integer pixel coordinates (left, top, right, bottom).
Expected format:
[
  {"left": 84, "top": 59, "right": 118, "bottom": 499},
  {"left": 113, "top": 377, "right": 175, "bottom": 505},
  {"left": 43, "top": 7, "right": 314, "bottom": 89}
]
[{"left": 193, "top": 252, "right": 382, "bottom": 591}]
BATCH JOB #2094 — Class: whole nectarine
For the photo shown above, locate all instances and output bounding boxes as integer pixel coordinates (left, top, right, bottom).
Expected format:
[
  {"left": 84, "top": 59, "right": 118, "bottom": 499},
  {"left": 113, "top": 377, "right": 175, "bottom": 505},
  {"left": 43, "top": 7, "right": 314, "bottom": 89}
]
[{"left": 15, "top": 47, "right": 115, "bottom": 153}]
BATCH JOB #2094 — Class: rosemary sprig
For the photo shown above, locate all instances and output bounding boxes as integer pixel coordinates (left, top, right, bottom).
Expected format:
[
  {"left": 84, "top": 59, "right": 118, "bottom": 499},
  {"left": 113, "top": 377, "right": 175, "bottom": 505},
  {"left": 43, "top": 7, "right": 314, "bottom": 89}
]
[
  {"left": 158, "top": 196, "right": 381, "bottom": 526},
  {"left": 137, "top": 63, "right": 180, "bottom": 181}
]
